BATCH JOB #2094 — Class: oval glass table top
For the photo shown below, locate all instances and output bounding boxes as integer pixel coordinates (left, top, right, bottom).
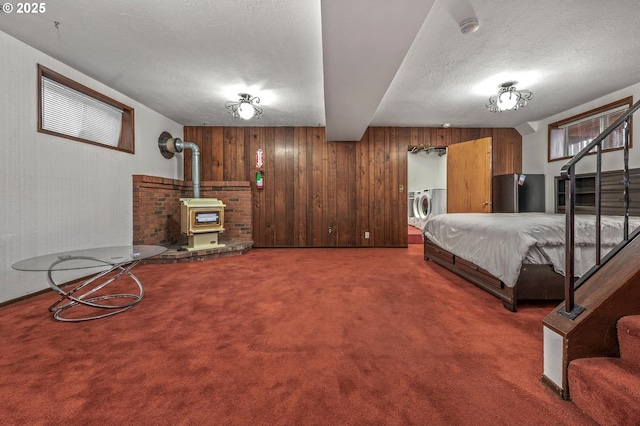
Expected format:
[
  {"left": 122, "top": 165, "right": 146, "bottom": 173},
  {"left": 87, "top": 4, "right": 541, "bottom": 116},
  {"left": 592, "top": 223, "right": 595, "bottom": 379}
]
[{"left": 12, "top": 245, "right": 167, "bottom": 272}]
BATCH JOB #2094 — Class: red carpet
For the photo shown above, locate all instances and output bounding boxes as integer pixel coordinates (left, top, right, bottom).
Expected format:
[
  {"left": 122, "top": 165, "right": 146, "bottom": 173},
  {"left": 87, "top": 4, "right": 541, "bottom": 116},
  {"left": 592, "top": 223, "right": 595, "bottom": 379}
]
[
  {"left": 568, "top": 315, "right": 640, "bottom": 424},
  {"left": 0, "top": 246, "right": 594, "bottom": 425},
  {"left": 408, "top": 225, "right": 422, "bottom": 244}
]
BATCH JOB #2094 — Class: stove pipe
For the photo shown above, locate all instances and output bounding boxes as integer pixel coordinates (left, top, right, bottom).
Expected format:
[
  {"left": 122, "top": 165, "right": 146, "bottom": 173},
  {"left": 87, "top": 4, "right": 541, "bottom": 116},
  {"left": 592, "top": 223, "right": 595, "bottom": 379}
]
[{"left": 158, "top": 132, "right": 200, "bottom": 198}]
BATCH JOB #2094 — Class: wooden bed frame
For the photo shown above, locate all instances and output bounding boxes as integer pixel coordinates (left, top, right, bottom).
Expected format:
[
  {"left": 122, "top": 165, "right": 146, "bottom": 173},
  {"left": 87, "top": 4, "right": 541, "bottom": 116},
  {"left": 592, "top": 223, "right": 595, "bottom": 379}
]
[
  {"left": 424, "top": 238, "right": 565, "bottom": 311},
  {"left": 423, "top": 168, "right": 640, "bottom": 311}
]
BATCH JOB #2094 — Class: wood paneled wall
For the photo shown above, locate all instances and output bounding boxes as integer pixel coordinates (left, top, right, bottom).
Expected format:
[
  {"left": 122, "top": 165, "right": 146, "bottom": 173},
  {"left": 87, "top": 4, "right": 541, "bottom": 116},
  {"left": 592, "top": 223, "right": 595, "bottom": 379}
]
[{"left": 183, "top": 126, "right": 521, "bottom": 248}]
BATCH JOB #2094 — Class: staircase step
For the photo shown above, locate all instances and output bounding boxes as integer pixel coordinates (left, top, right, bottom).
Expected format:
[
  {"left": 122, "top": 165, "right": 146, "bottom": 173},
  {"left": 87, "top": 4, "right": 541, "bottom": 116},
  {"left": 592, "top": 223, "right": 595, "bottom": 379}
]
[
  {"left": 569, "top": 357, "right": 640, "bottom": 425},
  {"left": 618, "top": 315, "right": 640, "bottom": 369},
  {"left": 408, "top": 225, "right": 423, "bottom": 244}
]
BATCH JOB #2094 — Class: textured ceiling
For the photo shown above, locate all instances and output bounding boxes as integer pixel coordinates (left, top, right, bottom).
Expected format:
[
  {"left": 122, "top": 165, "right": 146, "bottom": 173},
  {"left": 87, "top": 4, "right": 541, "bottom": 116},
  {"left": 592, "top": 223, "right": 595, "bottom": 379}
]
[{"left": 1, "top": 0, "right": 639, "bottom": 141}]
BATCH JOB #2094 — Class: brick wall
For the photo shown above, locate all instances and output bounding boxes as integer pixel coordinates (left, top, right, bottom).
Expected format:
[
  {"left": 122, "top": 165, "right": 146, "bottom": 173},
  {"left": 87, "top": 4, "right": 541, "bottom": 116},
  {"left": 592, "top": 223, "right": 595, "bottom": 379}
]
[{"left": 132, "top": 175, "right": 252, "bottom": 246}]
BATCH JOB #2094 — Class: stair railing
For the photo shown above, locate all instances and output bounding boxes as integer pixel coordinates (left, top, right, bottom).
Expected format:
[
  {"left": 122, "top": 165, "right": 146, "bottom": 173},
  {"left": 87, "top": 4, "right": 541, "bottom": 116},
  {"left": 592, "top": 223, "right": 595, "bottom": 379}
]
[{"left": 558, "top": 99, "right": 640, "bottom": 319}]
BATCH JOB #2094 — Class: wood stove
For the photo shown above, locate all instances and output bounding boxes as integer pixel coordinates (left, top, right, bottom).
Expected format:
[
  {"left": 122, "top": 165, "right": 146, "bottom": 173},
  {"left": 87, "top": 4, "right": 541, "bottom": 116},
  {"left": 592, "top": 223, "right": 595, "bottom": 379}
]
[{"left": 180, "top": 198, "right": 226, "bottom": 251}]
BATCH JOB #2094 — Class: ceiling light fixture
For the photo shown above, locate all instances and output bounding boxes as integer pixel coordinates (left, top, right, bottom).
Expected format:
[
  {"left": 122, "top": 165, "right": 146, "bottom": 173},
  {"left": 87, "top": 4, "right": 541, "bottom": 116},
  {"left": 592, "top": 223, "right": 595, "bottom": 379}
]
[
  {"left": 225, "top": 93, "right": 263, "bottom": 120},
  {"left": 460, "top": 18, "right": 479, "bottom": 34},
  {"left": 486, "top": 82, "right": 533, "bottom": 112}
]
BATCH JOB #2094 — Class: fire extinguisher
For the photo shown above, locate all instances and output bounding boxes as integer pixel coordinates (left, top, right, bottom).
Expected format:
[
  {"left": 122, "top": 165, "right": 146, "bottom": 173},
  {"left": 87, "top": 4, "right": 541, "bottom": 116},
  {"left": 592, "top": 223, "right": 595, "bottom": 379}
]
[{"left": 256, "top": 170, "right": 264, "bottom": 189}]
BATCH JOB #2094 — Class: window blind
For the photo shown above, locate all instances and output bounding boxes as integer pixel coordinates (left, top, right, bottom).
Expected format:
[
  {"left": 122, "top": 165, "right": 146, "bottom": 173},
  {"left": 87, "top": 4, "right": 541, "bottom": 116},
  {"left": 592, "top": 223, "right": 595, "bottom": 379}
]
[
  {"left": 41, "top": 76, "right": 123, "bottom": 147},
  {"left": 557, "top": 105, "right": 628, "bottom": 129}
]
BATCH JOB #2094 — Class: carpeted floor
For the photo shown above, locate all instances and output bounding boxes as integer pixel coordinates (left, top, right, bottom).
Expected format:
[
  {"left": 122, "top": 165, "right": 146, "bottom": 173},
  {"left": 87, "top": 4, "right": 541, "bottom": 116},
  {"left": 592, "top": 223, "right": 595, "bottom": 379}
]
[{"left": 0, "top": 245, "right": 595, "bottom": 425}]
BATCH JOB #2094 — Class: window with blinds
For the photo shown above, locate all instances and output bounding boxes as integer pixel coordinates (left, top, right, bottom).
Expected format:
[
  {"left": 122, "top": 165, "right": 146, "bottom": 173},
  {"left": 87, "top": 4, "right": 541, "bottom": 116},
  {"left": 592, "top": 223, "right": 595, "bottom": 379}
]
[
  {"left": 548, "top": 97, "right": 632, "bottom": 162},
  {"left": 38, "top": 65, "right": 135, "bottom": 153}
]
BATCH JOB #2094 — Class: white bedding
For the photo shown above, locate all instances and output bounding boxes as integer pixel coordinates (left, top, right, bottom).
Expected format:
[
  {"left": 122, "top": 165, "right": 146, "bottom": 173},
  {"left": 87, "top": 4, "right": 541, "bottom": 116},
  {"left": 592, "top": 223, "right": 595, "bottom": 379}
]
[{"left": 423, "top": 213, "right": 640, "bottom": 288}]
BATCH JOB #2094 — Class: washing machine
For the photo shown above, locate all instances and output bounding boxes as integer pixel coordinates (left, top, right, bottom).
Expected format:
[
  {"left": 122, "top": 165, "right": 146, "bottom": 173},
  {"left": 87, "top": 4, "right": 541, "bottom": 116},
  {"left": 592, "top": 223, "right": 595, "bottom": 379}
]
[
  {"left": 413, "top": 190, "right": 430, "bottom": 230},
  {"left": 408, "top": 191, "right": 416, "bottom": 220},
  {"left": 407, "top": 191, "right": 422, "bottom": 228},
  {"left": 414, "top": 188, "right": 447, "bottom": 230}
]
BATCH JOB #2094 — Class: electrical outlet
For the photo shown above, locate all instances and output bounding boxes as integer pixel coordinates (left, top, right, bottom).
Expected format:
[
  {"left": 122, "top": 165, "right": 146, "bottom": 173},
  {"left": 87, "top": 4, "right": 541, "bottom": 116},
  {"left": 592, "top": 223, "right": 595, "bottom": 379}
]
[{"left": 365, "top": 231, "right": 370, "bottom": 239}]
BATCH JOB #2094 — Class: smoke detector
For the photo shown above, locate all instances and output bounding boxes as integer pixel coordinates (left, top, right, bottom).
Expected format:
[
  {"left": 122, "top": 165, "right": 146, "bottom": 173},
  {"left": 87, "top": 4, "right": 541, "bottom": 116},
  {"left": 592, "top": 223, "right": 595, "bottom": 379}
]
[{"left": 460, "top": 18, "right": 480, "bottom": 34}]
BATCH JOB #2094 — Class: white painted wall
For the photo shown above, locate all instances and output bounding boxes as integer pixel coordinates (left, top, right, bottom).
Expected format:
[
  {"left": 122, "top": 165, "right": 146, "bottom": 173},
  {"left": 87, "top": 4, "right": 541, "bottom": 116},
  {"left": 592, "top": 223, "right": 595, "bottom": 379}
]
[
  {"left": 522, "top": 81, "right": 640, "bottom": 213},
  {"left": 1, "top": 31, "right": 184, "bottom": 303},
  {"left": 407, "top": 150, "right": 447, "bottom": 192}
]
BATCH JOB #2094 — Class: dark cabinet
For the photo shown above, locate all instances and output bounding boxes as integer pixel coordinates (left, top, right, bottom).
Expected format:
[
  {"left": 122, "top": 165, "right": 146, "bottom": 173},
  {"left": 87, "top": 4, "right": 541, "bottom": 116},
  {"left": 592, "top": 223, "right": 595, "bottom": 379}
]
[
  {"left": 555, "top": 173, "right": 596, "bottom": 214},
  {"left": 554, "top": 168, "right": 640, "bottom": 215}
]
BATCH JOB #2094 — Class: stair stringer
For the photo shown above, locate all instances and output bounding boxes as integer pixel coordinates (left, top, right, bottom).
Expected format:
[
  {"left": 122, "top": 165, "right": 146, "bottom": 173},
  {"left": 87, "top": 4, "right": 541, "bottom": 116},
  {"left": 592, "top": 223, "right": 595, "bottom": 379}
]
[{"left": 541, "top": 234, "right": 640, "bottom": 399}]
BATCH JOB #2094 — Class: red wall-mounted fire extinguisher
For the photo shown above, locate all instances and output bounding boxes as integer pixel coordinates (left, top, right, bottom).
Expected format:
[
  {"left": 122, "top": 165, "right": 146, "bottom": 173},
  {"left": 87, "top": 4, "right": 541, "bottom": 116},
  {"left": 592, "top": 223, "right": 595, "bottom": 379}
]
[
  {"left": 256, "top": 149, "right": 265, "bottom": 189},
  {"left": 256, "top": 170, "right": 264, "bottom": 190}
]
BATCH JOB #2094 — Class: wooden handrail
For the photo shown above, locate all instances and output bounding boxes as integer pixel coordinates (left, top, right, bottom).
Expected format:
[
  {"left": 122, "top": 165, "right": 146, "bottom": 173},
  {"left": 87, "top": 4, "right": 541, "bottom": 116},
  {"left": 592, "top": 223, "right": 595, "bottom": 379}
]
[{"left": 558, "top": 99, "right": 640, "bottom": 319}]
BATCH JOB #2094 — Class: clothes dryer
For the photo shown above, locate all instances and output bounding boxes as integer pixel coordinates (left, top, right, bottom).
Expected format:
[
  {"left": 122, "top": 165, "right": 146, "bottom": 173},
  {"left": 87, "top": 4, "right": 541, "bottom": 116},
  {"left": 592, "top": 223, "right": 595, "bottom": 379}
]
[
  {"left": 414, "top": 188, "right": 447, "bottom": 230},
  {"left": 413, "top": 190, "right": 430, "bottom": 230}
]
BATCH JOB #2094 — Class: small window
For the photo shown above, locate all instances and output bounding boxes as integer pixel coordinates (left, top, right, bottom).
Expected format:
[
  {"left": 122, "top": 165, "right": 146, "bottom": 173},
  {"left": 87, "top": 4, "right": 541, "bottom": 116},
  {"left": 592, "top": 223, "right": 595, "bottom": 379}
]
[
  {"left": 38, "top": 65, "right": 134, "bottom": 153},
  {"left": 548, "top": 97, "right": 632, "bottom": 162}
]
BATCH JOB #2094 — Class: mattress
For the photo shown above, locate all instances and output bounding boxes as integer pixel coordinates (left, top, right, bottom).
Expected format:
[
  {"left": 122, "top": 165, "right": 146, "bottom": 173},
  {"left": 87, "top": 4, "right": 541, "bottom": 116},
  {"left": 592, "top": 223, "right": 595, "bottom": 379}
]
[{"left": 423, "top": 213, "right": 640, "bottom": 288}]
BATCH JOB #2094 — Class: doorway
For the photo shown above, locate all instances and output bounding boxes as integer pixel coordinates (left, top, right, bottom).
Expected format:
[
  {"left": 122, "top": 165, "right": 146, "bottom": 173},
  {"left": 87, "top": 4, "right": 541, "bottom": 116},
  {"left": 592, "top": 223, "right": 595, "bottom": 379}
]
[{"left": 407, "top": 147, "right": 447, "bottom": 243}]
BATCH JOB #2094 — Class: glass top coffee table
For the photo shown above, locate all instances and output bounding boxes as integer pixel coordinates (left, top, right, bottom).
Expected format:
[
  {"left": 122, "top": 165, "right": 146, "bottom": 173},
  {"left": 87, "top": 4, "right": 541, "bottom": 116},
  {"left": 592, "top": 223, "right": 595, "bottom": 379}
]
[{"left": 13, "top": 245, "right": 167, "bottom": 322}]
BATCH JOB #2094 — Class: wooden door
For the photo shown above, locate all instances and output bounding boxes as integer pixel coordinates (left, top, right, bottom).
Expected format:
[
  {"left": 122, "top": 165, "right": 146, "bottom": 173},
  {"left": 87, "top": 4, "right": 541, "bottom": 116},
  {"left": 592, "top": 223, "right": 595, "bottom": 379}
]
[{"left": 447, "top": 137, "right": 492, "bottom": 213}]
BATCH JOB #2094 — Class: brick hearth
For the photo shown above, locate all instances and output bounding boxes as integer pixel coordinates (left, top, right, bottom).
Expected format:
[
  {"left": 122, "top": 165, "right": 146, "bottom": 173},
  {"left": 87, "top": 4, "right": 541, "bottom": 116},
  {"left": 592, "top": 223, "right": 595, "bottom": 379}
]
[{"left": 132, "top": 175, "right": 253, "bottom": 261}]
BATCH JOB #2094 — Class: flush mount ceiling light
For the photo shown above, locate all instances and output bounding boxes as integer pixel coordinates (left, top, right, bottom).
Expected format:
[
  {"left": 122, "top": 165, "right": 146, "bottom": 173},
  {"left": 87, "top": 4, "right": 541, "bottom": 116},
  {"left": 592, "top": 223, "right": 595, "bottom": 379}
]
[
  {"left": 460, "top": 18, "right": 479, "bottom": 34},
  {"left": 225, "top": 93, "right": 263, "bottom": 120},
  {"left": 486, "top": 81, "right": 533, "bottom": 112}
]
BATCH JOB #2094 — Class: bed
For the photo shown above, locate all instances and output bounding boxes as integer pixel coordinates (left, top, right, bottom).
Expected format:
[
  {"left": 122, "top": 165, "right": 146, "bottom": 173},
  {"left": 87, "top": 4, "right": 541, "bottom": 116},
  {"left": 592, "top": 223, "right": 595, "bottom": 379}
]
[{"left": 422, "top": 213, "right": 640, "bottom": 311}]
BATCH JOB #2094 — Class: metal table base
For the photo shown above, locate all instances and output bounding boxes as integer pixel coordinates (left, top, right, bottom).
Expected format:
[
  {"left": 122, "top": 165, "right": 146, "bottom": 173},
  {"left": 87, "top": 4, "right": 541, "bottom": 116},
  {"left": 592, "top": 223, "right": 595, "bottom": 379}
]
[
  {"left": 12, "top": 245, "right": 166, "bottom": 322},
  {"left": 46, "top": 256, "right": 144, "bottom": 322}
]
